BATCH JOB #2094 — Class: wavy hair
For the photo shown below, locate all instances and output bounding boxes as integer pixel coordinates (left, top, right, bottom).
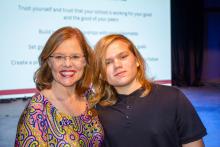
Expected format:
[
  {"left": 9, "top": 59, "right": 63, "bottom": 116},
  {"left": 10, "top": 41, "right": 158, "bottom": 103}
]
[
  {"left": 34, "top": 26, "right": 94, "bottom": 96},
  {"left": 92, "top": 34, "right": 151, "bottom": 106}
]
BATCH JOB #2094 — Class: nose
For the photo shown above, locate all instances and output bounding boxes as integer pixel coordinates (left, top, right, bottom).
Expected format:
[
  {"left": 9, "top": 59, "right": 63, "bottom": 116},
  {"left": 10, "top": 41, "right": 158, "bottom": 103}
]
[
  {"left": 63, "top": 57, "right": 72, "bottom": 67},
  {"left": 113, "top": 59, "right": 122, "bottom": 69}
]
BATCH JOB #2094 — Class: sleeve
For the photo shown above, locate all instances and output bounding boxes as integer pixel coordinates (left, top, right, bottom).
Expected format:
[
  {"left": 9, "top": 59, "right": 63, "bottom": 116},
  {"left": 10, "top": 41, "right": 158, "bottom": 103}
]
[
  {"left": 15, "top": 99, "right": 48, "bottom": 147},
  {"left": 175, "top": 89, "right": 207, "bottom": 144}
]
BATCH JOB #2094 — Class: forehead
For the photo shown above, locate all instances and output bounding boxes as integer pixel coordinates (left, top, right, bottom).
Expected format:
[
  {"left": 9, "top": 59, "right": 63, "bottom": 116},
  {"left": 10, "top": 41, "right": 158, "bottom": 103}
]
[
  {"left": 105, "top": 40, "right": 130, "bottom": 58},
  {"left": 54, "top": 37, "right": 83, "bottom": 54}
]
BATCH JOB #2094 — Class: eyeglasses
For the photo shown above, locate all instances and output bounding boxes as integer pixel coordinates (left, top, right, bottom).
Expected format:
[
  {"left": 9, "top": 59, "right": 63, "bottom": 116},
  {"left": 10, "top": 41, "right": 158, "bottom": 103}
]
[{"left": 49, "top": 54, "right": 85, "bottom": 64}]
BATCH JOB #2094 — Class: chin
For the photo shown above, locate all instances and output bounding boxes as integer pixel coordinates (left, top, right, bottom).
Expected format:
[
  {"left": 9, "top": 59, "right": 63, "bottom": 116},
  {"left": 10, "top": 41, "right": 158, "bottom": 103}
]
[
  {"left": 112, "top": 82, "right": 129, "bottom": 87},
  {"left": 60, "top": 81, "right": 77, "bottom": 87}
]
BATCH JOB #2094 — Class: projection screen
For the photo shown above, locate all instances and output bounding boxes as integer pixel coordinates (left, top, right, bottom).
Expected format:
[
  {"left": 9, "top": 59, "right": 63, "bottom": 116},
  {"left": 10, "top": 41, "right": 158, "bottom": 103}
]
[{"left": 0, "top": 0, "right": 171, "bottom": 99}]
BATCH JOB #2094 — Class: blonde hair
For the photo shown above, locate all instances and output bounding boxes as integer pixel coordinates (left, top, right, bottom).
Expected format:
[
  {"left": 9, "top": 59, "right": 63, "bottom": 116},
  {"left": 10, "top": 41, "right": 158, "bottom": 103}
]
[
  {"left": 92, "top": 34, "right": 151, "bottom": 106},
  {"left": 34, "top": 26, "right": 94, "bottom": 96}
]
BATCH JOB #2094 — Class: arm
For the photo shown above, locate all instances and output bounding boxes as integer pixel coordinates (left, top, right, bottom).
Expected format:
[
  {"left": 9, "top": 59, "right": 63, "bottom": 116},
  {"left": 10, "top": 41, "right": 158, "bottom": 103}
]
[
  {"left": 15, "top": 101, "right": 47, "bottom": 146},
  {"left": 182, "top": 139, "right": 205, "bottom": 147},
  {"left": 175, "top": 89, "right": 207, "bottom": 146}
]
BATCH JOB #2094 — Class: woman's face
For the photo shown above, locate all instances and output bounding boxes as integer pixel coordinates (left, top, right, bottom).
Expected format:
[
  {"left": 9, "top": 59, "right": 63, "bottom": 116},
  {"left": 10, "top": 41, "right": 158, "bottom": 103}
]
[
  {"left": 104, "top": 40, "right": 140, "bottom": 93},
  {"left": 48, "top": 37, "right": 86, "bottom": 88}
]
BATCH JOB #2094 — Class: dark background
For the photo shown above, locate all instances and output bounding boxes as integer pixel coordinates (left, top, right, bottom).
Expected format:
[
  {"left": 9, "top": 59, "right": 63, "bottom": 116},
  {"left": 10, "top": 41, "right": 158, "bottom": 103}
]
[{"left": 171, "top": 0, "right": 220, "bottom": 86}]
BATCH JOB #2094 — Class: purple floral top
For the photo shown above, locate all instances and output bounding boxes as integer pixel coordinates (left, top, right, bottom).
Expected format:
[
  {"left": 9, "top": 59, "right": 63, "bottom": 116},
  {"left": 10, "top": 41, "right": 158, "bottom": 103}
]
[{"left": 15, "top": 93, "right": 104, "bottom": 147}]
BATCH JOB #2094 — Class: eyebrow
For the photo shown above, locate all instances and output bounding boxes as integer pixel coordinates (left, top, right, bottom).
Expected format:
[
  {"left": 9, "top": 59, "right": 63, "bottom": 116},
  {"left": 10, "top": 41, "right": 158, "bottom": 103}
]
[{"left": 105, "top": 51, "right": 129, "bottom": 60}]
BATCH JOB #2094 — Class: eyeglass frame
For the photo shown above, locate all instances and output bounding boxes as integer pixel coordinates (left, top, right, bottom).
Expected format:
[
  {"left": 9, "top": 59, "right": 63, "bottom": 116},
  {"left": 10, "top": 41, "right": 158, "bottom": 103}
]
[{"left": 49, "top": 54, "right": 85, "bottom": 64}]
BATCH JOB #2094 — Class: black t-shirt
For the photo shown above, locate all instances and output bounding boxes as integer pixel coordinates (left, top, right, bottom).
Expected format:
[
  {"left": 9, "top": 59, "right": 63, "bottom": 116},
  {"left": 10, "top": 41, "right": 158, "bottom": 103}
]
[{"left": 96, "top": 84, "right": 207, "bottom": 147}]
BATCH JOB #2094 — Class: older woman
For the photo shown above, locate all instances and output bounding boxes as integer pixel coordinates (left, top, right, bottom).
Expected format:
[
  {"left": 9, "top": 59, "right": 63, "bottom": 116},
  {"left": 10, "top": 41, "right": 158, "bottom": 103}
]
[{"left": 15, "top": 27, "right": 104, "bottom": 147}]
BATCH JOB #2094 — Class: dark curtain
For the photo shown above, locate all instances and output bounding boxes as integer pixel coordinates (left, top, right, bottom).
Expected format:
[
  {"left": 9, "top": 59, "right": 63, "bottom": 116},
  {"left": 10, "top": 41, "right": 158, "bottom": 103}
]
[{"left": 171, "top": 0, "right": 204, "bottom": 86}]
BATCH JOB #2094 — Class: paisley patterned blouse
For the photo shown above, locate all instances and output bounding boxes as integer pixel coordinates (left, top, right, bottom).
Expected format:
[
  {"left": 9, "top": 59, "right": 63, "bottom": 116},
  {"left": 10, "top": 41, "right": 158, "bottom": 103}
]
[{"left": 15, "top": 93, "right": 104, "bottom": 147}]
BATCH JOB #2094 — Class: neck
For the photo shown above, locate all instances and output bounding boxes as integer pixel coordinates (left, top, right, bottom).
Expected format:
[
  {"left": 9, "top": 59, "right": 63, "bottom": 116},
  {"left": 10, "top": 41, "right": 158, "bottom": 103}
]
[
  {"left": 115, "top": 79, "right": 142, "bottom": 95},
  {"left": 51, "top": 81, "right": 77, "bottom": 101},
  {"left": 41, "top": 84, "right": 86, "bottom": 116}
]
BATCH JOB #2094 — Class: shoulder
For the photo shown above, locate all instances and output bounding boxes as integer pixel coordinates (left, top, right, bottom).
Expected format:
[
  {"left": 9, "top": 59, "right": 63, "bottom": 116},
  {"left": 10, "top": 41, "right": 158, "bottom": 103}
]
[
  {"left": 152, "top": 83, "right": 181, "bottom": 94},
  {"left": 148, "top": 84, "right": 191, "bottom": 108},
  {"left": 151, "top": 84, "right": 186, "bottom": 99},
  {"left": 19, "top": 93, "right": 47, "bottom": 121},
  {"left": 151, "top": 84, "right": 200, "bottom": 120},
  {"left": 27, "top": 93, "right": 47, "bottom": 109},
  {"left": 15, "top": 93, "right": 49, "bottom": 146},
  {"left": 17, "top": 93, "right": 49, "bottom": 128}
]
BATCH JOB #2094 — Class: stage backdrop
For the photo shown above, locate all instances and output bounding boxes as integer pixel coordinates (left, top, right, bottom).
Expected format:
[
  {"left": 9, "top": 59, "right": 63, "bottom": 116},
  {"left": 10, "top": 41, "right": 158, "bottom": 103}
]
[{"left": 0, "top": 0, "right": 171, "bottom": 99}]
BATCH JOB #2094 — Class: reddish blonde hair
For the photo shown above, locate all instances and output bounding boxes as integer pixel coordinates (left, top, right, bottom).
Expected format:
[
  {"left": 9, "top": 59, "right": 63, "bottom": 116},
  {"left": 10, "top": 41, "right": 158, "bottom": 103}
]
[
  {"left": 34, "top": 26, "right": 94, "bottom": 96},
  {"left": 92, "top": 34, "right": 151, "bottom": 106}
]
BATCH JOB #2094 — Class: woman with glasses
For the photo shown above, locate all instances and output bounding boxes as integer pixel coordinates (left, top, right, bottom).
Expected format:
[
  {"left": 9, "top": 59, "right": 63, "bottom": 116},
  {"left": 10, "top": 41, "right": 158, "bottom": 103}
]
[
  {"left": 92, "top": 34, "right": 207, "bottom": 147},
  {"left": 15, "top": 26, "right": 104, "bottom": 147}
]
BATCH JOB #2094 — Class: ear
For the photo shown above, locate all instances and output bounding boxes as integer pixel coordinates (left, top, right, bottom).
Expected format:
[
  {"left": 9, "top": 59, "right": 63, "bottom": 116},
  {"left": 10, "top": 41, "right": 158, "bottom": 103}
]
[{"left": 136, "top": 61, "right": 140, "bottom": 67}]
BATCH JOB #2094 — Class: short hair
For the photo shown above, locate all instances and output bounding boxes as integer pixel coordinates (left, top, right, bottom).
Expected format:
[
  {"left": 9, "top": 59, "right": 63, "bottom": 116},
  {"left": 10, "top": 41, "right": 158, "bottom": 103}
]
[
  {"left": 34, "top": 26, "right": 94, "bottom": 96},
  {"left": 93, "top": 34, "right": 151, "bottom": 106}
]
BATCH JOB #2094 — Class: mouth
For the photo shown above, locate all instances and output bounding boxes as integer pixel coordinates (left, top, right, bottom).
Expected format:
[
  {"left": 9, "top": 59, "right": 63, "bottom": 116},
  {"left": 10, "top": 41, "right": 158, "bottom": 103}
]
[
  {"left": 114, "top": 71, "right": 126, "bottom": 77},
  {"left": 60, "top": 70, "right": 77, "bottom": 77}
]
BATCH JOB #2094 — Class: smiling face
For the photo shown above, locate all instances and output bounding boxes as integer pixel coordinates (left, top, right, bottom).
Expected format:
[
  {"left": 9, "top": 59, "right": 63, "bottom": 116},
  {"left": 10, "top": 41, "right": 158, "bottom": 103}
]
[
  {"left": 105, "top": 40, "right": 141, "bottom": 94},
  {"left": 48, "top": 37, "right": 86, "bottom": 89}
]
